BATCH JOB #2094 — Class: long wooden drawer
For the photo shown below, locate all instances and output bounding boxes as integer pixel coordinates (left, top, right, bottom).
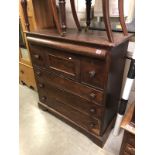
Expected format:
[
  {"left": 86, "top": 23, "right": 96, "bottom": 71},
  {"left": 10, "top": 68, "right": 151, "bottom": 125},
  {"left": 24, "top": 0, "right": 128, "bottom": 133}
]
[
  {"left": 39, "top": 94, "right": 100, "bottom": 136},
  {"left": 81, "top": 57, "right": 108, "bottom": 89},
  {"left": 36, "top": 79, "right": 104, "bottom": 119},
  {"left": 33, "top": 67, "right": 104, "bottom": 105},
  {"left": 29, "top": 43, "right": 80, "bottom": 80}
]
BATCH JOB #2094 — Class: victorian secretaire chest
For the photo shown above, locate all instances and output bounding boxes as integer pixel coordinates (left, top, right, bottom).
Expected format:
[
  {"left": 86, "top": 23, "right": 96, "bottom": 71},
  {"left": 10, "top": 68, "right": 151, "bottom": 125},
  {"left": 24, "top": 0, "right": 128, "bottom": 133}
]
[{"left": 21, "top": 0, "right": 132, "bottom": 147}]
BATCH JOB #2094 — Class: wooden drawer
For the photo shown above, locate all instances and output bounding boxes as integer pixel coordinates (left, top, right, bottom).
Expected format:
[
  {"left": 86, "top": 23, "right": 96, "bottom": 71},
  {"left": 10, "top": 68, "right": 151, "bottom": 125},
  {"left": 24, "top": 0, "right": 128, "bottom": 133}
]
[
  {"left": 126, "top": 132, "right": 135, "bottom": 146},
  {"left": 122, "top": 152, "right": 130, "bottom": 155},
  {"left": 44, "top": 47, "right": 80, "bottom": 81},
  {"left": 36, "top": 79, "right": 104, "bottom": 119},
  {"left": 33, "top": 67, "right": 104, "bottom": 105},
  {"left": 19, "top": 62, "right": 37, "bottom": 90},
  {"left": 29, "top": 44, "right": 46, "bottom": 67},
  {"left": 120, "top": 131, "right": 135, "bottom": 155},
  {"left": 124, "top": 144, "right": 135, "bottom": 155},
  {"left": 81, "top": 57, "right": 107, "bottom": 89},
  {"left": 38, "top": 92, "right": 100, "bottom": 135}
]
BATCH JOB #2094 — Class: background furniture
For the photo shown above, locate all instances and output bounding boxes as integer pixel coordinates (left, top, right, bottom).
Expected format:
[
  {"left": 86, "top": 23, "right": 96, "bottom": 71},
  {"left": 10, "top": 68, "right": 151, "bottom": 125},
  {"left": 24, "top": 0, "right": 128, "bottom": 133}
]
[
  {"left": 119, "top": 103, "right": 135, "bottom": 155},
  {"left": 21, "top": 0, "right": 132, "bottom": 147},
  {"left": 19, "top": 0, "right": 37, "bottom": 90}
]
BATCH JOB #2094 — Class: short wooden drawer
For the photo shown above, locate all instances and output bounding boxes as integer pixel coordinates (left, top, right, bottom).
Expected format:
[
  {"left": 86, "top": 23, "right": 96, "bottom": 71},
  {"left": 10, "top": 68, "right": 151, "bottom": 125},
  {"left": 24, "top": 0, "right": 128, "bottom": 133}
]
[
  {"left": 33, "top": 67, "right": 105, "bottom": 105},
  {"left": 38, "top": 92, "right": 101, "bottom": 136},
  {"left": 36, "top": 79, "right": 104, "bottom": 119},
  {"left": 81, "top": 57, "right": 107, "bottom": 89},
  {"left": 29, "top": 44, "right": 46, "bottom": 67}
]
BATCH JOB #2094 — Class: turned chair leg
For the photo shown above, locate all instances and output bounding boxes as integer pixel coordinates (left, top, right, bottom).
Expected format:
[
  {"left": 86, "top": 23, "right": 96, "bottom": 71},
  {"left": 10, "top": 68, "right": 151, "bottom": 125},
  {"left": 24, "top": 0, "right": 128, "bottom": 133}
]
[
  {"left": 70, "top": 0, "right": 81, "bottom": 31},
  {"left": 118, "top": 0, "right": 128, "bottom": 36},
  {"left": 59, "top": 0, "right": 67, "bottom": 33},
  {"left": 102, "top": 0, "right": 114, "bottom": 42},
  {"left": 50, "top": 0, "right": 63, "bottom": 36},
  {"left": 85, "top": 0, "right": 92, "bottom": 30},
  {"left": 20, "top": 0, "right": 30, "bottom": 31}
]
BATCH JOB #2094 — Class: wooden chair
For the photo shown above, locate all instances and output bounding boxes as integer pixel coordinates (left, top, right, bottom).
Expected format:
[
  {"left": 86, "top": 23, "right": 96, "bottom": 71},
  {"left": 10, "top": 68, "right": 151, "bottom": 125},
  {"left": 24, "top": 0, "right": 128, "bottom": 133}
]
[
  {"left": 86, "top": 0, "right": 128, "bottom": 42},
  {"left": 21, "top": 0, "right": 128, "bottom": 42}
]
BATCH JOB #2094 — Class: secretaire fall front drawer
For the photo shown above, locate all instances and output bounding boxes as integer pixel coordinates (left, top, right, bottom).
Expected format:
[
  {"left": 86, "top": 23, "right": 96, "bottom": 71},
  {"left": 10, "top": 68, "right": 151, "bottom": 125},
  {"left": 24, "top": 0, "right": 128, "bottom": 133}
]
[{"left": 44, "top": 47, "right": 80, "bottom": 81}]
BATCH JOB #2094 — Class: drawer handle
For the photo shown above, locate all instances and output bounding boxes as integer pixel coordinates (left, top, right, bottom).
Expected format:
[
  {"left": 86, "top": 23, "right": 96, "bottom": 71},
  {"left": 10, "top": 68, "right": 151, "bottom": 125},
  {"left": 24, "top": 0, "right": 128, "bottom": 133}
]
[
  {"left": 41, "top": 96, "right": 46, "bottom": 101},
  {"left": 89, "top": 122, "right": 96, "bottom": 128},
  {"left": 34, "top": 54, "right": 40, "bottom": 59},
  {"left": 90, "top": 108, "right": 96, "bottom": 114},
  {"left": 89, "top": 70, "right": 96, "bottom": 78},
  {"left": 90, "top": 93, "right": 96, "bottom": 99},
  {"left": 39, "top": 83, "right": 44, "bottom": 88},
  {"left": 20, "top": 70, "right": 24, "bottom": 74},
  {"left": 127, "top": 145, "right": 135, "bottom": 153},
  {"left": 36, "top": 71, "right": 41, "bottom": 76}
]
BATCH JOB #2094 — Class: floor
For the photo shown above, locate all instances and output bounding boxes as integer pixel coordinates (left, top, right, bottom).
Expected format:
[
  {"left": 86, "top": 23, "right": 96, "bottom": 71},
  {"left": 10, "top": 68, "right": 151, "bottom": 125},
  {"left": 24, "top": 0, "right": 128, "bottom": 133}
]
[{"left": 19, "top": 85, "right": 124, "bottom": 155}]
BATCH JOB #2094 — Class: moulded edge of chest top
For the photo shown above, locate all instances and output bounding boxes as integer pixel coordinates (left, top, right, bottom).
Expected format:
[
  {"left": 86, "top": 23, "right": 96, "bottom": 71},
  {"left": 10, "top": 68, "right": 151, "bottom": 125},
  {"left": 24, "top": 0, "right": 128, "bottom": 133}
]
[{"left": 26, "top": 35, "right": 112, "bottom": 60}]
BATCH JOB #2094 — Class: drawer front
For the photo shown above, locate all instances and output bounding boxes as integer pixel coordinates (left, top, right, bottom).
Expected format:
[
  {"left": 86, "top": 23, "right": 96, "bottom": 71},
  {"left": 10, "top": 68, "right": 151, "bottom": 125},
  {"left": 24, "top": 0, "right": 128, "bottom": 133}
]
[
  {"left": 122, "top": 152, "right": 130, "bottom": 155},
  {"left": 38, "top": 90, "right": 100, "bottom": 135},
  {"left": 29, "top": 44, "right": 46, "bottom": 67},
  {"left": 36, "top": 79, "right": 104, "bottom": 119},
  {"left": 33, "top": 67, "right": 104, "bottom": 105},
  {"left": 44, "top": 48, "right": 80, "bottom": 80},
  {"left": 120, "top": 131, "right": 135, "bottom": 155},
  {"left": 124, "top": 144, "right": 135, "bottom": 155},
  {"left": 127, "top": 132, "right": 135, "bottom": 146},
  {"left": 81, "top": 57, "right": 107, "bottom": 89}
]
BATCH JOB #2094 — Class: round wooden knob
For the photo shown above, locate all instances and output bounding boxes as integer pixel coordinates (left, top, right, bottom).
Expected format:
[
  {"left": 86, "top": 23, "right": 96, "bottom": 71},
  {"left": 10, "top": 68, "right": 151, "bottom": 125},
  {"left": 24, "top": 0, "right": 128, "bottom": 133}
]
[
  {"left": 90, "top": 108, "right": 96, "bottom": 114},
  {"left": 41, "top": 96, "right": 46, "bottom": 101},
  {"left": 90, "top": 93, "right": 96, "bottom": 99},
  {"left": 34, "top": 54, "right": 40, "bottom": 59},
  {"left": 36, "top": 71, "right": 41, "bottom": 76},
  {"left": 89, "top": 70, "right": 96, "bottom": 78},
  {"left": 39, "top": 83, "right": 44, "bottom": 88},
  {"left": 89, "top": 122, "right": 95, "bottom": 128},
  {"left": 20, "top": 70, "right": 24, "bottom": 74}
]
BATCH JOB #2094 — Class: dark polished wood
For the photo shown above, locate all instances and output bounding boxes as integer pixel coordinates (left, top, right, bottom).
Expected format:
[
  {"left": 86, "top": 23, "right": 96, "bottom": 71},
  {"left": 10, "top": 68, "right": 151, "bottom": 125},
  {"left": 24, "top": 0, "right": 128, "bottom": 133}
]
[
  {"left": 20, "top": 0, "right": 30, "bottom": 31},
  {"left": 59, "top": 0, "right": 67, "bottom": 33},
  {"left": 70, "top": 0, "right": 81, "bottom": 31},
  {"left": 102, "top": 0, "right": 114, "bottom": 42},
  {"left": 26, "top": 28, "right": 131, "bottom": 147},
  {"left": 118, "top": 0, "right": 128, "bottom": 36},
  {"left": 85, "top": 0, "right": 92, "bottom": 29}
]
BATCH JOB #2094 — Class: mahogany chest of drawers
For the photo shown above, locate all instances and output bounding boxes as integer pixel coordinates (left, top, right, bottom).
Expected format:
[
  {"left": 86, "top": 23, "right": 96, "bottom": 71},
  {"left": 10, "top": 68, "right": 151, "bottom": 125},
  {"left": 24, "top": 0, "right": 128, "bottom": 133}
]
[{"left": 26, "top": 29, "right": 131, "bottom": 147}]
